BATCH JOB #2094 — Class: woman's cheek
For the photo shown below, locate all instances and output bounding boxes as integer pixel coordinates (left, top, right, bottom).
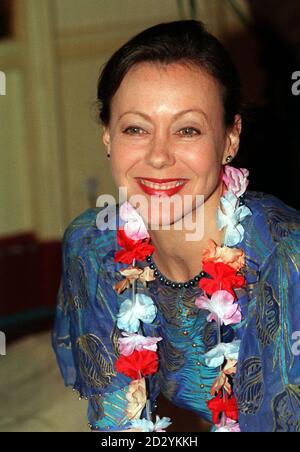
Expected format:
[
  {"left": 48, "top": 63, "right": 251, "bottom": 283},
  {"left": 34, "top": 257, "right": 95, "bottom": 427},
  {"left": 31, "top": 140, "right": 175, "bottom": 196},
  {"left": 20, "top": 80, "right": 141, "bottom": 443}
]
[
  {"left": 110, "top": 154, "right": 134, "bottom": 189},
  {"left": 186, "top": 144, "right": 218, "bottom": 174}
]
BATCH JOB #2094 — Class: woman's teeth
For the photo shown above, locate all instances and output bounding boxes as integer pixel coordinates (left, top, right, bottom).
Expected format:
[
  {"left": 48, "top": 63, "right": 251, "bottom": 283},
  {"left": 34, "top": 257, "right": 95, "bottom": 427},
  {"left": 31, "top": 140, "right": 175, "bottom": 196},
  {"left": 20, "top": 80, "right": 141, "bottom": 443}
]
[{"left": 139, "top": 179, "right": 186, "bottom": 190}]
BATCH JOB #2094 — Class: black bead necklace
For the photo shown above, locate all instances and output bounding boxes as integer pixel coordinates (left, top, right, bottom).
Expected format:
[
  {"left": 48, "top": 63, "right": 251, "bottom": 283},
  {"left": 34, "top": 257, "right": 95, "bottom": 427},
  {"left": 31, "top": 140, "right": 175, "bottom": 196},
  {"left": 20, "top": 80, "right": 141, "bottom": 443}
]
[{"left": 145, "top": 254, "right": 207, "bottom": 290}]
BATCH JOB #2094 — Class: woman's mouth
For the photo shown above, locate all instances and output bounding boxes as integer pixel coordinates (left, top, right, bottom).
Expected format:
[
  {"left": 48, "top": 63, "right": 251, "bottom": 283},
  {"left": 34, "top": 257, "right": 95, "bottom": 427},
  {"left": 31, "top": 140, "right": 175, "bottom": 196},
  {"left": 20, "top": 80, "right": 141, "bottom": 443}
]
[{"left": 135, "top": 178, "right": 189, "bottom": 196}]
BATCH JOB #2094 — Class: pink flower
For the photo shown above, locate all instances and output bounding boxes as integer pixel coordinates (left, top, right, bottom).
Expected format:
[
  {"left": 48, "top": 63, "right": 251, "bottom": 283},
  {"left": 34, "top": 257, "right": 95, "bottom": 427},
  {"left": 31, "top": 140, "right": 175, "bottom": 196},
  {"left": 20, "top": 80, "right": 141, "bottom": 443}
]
[
  {"left": 120, "top": 202, "right": 149, "bottom": 240},
  {"left": 223, "top": 166, "right": 249, "bottom": 198},
  {"left": 118, "top": 332, "right": 162, "bottom": 356},
  {"left": 195, "top": 290, "right": 242, "bottom": 326},
  {"left": 215, "top": 417, "right": 241, "bottom": 433}
]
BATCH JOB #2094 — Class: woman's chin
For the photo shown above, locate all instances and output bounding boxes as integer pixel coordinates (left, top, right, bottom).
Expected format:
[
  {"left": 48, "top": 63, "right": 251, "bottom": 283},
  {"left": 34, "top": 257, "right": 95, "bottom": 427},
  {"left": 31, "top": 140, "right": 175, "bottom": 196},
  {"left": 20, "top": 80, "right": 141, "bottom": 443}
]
[{"left": 137, "top": 208, "right": 190, "bottom": 230}]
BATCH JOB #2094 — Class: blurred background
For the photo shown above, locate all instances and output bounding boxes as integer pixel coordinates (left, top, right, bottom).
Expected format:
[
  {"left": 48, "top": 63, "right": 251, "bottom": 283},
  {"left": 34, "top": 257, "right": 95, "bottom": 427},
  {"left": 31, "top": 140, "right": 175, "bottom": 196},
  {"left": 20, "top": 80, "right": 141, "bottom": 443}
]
[{"left": 0, "top": 0, "right": 299, "bottom": 432}]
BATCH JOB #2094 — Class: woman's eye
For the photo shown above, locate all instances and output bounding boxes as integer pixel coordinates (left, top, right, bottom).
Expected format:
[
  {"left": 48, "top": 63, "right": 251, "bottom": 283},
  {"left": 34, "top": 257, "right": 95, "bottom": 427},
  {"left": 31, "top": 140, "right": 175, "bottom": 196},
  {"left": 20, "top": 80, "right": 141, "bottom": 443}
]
[
  {"left": 123, "top": 126, "right": 146, "bottom": 135},
  {"left": 178, "top": 127, "right": 200, "bottom": 137}
]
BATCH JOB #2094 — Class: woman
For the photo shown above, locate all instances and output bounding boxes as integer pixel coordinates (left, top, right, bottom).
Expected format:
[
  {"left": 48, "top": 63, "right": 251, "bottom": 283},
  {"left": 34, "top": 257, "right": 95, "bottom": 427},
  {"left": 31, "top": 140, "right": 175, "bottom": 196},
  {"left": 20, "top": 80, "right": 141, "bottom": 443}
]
[{"left": 52, "top": 20, "right": 300, "bottom": 432}]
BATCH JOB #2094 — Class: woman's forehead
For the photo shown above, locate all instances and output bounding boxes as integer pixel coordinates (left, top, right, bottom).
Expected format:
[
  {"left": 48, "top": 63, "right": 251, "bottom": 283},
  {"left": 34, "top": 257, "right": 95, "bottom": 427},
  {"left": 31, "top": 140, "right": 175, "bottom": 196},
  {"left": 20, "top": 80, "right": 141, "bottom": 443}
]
[
  {"left": 111, "top": 62, "right": 224, "bottom": 120},
  {"left": 118, "top": 61, "right": 219, "bottom": 92}
]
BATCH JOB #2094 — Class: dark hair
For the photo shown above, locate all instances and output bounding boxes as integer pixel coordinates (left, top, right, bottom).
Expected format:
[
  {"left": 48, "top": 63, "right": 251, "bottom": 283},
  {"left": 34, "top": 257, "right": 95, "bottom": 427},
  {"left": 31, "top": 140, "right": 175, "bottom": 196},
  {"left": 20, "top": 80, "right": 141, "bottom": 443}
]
[{"left": 97, "top": 20, "right": 241, "bottom": 127}]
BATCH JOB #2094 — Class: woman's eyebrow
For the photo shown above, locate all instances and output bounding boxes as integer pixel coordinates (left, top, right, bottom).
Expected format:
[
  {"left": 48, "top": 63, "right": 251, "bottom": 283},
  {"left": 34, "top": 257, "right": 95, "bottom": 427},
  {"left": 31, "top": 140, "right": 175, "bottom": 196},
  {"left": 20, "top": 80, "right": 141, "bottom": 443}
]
[
  {"left": 118, "top": 108, "right": 208, "bottom": 121},
  {"left": 118, "top": 111, "right": 151, "bottom": 121}
]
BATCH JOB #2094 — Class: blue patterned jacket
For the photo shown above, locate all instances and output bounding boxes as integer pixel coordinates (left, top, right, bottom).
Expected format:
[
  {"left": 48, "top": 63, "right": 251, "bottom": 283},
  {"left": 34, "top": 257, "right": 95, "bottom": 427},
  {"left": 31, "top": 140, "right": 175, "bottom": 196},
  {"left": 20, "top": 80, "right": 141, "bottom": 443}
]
[{"left": 52, "top": 191, "right": 300, "bottom": 432}]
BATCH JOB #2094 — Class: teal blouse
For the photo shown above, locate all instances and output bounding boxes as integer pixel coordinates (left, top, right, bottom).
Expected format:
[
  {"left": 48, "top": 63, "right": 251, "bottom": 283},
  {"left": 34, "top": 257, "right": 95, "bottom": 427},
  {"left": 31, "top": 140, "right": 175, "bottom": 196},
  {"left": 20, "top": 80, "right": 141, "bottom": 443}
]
[{"left": 52, "top": 191, "right": 300, "bottom": 432}]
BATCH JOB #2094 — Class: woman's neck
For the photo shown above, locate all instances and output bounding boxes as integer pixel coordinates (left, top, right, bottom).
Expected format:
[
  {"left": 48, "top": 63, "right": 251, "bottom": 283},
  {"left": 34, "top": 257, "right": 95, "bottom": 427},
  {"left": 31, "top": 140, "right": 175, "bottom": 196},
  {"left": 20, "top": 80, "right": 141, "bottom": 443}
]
[{"left": 148, "top": 181, "right": 225, "bottom": 283}]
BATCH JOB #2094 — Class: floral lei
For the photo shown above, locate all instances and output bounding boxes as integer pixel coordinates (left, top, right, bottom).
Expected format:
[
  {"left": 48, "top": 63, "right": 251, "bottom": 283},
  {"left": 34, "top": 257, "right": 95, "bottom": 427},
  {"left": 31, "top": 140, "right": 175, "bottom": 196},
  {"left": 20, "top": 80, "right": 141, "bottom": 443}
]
[{"left": 108, "top": 165, "right": 252, "bottom": 433}]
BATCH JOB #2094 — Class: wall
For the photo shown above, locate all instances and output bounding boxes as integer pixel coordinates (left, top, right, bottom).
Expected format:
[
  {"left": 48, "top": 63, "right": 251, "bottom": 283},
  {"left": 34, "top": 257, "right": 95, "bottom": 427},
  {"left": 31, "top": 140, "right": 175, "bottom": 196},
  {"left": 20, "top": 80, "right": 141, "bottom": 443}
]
[{"left": 0, "top": 0, "right": 251, "bottom": 240}]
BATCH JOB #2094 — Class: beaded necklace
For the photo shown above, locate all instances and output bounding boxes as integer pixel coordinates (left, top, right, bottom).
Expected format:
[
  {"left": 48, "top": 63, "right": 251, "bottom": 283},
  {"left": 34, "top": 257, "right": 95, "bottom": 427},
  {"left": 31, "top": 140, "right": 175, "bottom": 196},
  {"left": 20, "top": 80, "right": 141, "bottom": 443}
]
[
  {"left": 108, "top": 165, "right": 252, "bottom": 432},
  {"left": 146, "top": 253, "right": 207, "bottom": 289}
]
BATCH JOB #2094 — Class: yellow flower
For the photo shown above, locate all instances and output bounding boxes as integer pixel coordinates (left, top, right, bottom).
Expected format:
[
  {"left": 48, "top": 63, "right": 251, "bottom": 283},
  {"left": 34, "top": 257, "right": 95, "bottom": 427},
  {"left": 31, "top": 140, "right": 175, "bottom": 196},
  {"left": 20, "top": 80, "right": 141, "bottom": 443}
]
[
  {"left": 114, "top": 266, "right": 156, "bottom": 294},
  {"left": 125, "top": 378, "right": 147, "bottom": 420},
  {"left": 210, "top": 359, "right": 237, "bottom": 396},
  {"left": 202, "top": 239, "right": 245, "bottom": 271}
]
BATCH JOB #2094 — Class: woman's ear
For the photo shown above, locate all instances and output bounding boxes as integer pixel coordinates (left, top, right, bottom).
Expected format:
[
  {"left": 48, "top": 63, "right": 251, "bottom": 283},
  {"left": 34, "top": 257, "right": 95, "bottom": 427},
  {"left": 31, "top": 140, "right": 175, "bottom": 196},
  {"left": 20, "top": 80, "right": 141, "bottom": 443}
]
[
  {"left": 102, "top": 127, "right": 111, "bottom": 154},
  {"left": 222, "top": 114, "right": 242, "bottom": 164}
]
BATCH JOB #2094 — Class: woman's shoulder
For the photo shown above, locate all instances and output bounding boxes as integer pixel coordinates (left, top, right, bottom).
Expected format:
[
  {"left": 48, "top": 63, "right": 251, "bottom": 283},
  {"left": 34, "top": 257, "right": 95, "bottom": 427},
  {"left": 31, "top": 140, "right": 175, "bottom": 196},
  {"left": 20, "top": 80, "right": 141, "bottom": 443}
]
[
  {"left": 245, "top": 190, "right": 300, "bottom": 283},
  {"left": 62, "top": 205, "right": 119, "bottom": 260},
  {"left": 245, "top": 189, "right": 300, "bottom": 223},
  {"left": 245, "top": 189, "right": 300, "bottom": 242}
]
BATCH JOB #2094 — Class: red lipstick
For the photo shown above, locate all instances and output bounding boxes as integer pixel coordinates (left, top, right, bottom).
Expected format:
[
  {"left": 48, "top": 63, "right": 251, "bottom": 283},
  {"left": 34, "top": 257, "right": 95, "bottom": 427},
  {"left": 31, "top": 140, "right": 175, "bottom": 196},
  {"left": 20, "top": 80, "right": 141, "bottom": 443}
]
[
  {"left": 135, "top": 177, "right": 189, "bottom": 197},
  {"left": 137, "top": 178, "right": 188, "bottom": 183}
]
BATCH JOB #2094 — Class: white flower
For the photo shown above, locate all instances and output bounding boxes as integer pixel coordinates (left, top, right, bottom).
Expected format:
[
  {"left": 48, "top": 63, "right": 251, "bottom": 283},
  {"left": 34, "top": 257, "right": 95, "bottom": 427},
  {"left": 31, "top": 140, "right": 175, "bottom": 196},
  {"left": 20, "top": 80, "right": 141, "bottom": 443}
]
[
  {"left": 130, "top": 416, "right": 172, "bottom": 432},
  {"left": 217, "top": 190, "right": 252, "bottom": 246},
  {"left": 204, "top": 341, "right": 241, "bottom": 368},
  {"left": 117, "top": 294, "right": 157, "bottom": 333}
]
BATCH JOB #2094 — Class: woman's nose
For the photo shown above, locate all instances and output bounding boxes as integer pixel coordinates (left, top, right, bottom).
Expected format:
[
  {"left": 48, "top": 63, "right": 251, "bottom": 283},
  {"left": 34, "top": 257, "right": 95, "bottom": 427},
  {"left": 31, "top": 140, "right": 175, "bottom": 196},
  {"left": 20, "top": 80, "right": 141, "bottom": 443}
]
[{"left": 144, "top": 136, "right": 175, "bottom": 169}]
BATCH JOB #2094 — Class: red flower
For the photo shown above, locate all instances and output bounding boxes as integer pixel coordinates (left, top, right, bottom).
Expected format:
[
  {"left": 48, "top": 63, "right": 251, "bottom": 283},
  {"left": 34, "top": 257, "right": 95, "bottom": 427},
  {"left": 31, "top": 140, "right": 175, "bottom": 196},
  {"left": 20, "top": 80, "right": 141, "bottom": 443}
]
[
  {"left": 115, "top": 350, "right": 159, "bottom": 380},
  {"left": 207, "top": 392, "right": 239, "bottom": 425},
  {"left": 199, "top": 261, "right": 246, "bottom": 299},
  {"left": 114, "top": 228, "right": 155, "bottom": 264}
]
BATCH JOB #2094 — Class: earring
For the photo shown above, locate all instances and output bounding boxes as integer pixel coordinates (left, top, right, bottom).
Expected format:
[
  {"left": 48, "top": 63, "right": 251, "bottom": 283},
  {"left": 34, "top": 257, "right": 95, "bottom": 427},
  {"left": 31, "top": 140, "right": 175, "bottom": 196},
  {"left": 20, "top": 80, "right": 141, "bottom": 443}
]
[
  {"left": 107, "top": 153, "right": 110, "bottom": 159},
  {"left": 225, "top": 155, "right": 233, "bottom": 163}
]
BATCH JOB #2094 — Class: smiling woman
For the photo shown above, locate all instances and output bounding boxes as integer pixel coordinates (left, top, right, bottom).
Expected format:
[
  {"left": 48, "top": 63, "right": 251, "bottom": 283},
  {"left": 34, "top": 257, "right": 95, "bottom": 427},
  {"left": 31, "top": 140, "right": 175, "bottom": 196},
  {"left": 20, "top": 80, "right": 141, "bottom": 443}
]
[
  {"left": 52, "top": 20, "right": 300, "bottom": 433},
  {"left": 102, "top": 62, "right": 238, "bottom": 238}
]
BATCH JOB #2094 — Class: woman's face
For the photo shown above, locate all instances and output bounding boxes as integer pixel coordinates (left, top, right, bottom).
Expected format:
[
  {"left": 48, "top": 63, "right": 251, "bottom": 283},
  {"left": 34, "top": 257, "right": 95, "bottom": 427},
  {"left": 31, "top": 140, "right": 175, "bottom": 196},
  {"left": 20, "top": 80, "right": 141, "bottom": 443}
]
[{"left": 103, "top": 62, "right": 240, "bottom": 227}]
